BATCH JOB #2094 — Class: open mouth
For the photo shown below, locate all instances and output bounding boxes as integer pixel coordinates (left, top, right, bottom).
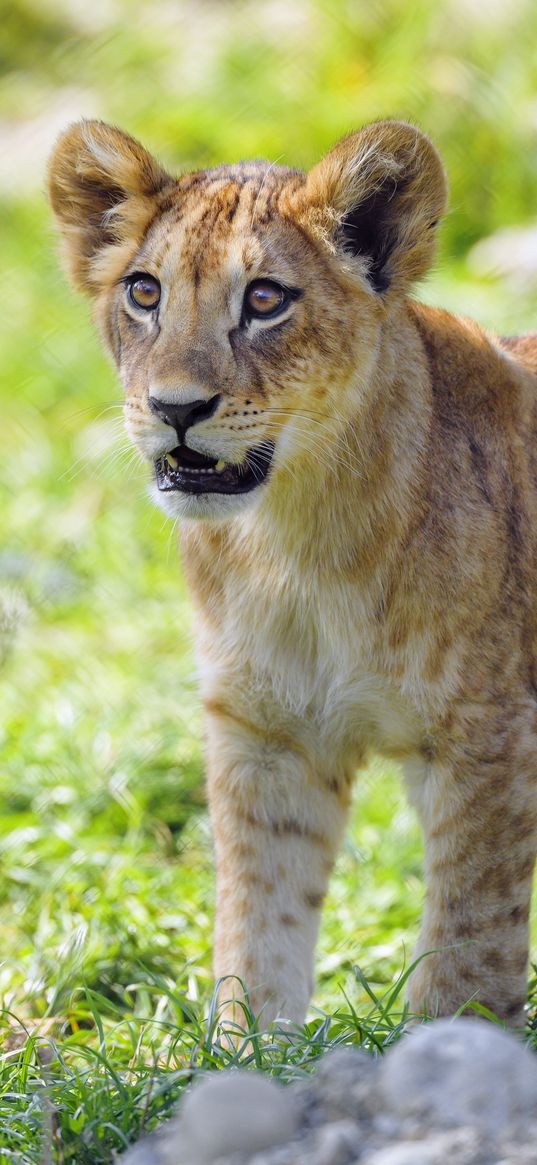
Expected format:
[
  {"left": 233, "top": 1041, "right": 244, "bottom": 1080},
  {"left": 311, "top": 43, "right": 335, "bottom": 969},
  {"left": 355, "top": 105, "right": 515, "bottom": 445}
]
[{"left": 154, "top": 441, "right": 275, "bottom": 495}]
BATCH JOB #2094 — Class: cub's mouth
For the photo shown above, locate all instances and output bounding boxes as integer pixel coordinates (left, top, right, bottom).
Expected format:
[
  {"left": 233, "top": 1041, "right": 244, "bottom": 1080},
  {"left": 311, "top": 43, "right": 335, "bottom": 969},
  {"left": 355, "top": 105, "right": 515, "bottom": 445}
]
[{"left": 155, "top": 441, "right": 275, "bottom": 495}]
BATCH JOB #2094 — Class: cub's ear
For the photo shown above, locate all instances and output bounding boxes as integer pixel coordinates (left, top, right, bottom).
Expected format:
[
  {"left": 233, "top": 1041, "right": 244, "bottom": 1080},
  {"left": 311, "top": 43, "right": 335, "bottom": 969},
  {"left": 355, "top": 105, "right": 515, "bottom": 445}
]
[
  {"left": 302, "top": 120, "right": 448, "bottom": 295},
  {"left": 47, "top": 120, "right": 174, "bottom": 292}
]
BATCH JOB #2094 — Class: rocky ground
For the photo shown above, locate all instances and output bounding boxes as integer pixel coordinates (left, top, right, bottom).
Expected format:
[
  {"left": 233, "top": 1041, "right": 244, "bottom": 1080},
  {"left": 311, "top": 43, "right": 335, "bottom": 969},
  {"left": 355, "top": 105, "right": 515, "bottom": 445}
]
[{"left": 120, "top": 1018, "right": 537, "bottom": 1165}]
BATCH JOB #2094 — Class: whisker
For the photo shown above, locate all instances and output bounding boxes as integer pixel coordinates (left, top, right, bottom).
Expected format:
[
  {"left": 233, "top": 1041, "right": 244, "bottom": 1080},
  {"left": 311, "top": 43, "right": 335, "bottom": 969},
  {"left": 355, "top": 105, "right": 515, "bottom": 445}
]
[
  {"left": 262, "top": 415, "right": 365, "bottom": 481},
  {"left": 242, "top": 427, "right": 342, "bottom": 479},
  {"left": 263, "top": 407, "right": 332, "bottom": 421},
  {"left": 101, "top": 446, "right": 141, "bottom": 474},
  {"left": 165, "top": 517, "right": 180, "bottom": 563},
  {"left": 62, "top": 401, "right": 124, "bottom": 426},
  {"left": 246, "top": 455, "right": 267, "bottom": 485},
  {"left": 61, "top": 425, "right": 141, "bottom": 484}
]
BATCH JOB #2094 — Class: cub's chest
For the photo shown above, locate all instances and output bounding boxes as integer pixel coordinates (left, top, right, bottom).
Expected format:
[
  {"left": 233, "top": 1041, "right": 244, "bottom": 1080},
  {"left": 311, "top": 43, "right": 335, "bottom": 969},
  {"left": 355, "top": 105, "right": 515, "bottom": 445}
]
[{"left": 211, "top": 559, "right": 424, "bottom": 758}]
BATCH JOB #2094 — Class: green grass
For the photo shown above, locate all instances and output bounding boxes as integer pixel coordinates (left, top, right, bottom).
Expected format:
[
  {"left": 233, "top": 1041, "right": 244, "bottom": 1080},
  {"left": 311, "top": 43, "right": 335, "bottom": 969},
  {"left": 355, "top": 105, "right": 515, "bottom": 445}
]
[{"left": 3, "top": 0, "right": 537, "bottom": 1160}]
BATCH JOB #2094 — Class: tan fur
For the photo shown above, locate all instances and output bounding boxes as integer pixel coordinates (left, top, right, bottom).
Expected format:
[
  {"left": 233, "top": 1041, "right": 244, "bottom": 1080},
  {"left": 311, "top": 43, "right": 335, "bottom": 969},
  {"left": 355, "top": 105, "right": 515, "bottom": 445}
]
[{"left": 48, "top": 118, "right": 537, "bottom": 1026}]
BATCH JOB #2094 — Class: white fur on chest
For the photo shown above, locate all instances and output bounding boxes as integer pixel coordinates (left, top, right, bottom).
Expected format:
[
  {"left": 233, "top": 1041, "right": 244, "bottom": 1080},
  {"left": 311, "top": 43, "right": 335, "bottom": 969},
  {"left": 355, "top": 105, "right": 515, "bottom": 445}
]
[{"left": 199, "top": 554, "right": 423, "bottom": 760}]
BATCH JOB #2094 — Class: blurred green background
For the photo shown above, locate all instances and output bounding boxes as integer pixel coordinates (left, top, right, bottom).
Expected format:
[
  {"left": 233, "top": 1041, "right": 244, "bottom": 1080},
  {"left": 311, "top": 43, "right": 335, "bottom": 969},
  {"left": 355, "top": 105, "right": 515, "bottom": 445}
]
[{"left": 2, "top": 0, "right": 537, "bottom": 1032}]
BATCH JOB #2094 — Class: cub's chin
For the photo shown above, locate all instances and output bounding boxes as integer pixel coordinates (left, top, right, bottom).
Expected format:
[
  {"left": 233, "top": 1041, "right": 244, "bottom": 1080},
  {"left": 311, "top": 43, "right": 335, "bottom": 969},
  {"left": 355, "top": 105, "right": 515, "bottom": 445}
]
[{"left": 149, "top": 481, "right": 263, "bottom": 522}]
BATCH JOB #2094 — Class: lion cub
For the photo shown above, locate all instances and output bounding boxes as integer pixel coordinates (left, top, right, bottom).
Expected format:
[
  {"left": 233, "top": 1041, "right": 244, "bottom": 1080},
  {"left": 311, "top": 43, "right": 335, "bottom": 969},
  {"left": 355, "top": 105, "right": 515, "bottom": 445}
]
[{"left": 49, "top": 118, "right": 537, "bottom": 1026}]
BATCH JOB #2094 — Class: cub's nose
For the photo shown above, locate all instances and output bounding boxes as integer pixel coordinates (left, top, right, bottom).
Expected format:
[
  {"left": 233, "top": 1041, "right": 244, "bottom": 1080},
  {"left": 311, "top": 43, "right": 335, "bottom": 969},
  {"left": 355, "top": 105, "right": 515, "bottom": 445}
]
[{"left": 148, "top": 394, "right": 221, "bottom": 439}]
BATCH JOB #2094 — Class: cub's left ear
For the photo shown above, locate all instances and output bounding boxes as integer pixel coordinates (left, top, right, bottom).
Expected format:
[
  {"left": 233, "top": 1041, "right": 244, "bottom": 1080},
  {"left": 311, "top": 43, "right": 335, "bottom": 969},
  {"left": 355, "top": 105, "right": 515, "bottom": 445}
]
[{"left": 302, "top": 120, "right": 448, "bottom": 295}]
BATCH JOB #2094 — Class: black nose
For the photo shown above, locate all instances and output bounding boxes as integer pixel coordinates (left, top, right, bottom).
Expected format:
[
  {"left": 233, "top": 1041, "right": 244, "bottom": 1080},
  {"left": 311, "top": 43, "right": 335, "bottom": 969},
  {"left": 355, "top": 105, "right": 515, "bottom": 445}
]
[{"left": 149, "top": 394, "right": 221, "bottom": 439}]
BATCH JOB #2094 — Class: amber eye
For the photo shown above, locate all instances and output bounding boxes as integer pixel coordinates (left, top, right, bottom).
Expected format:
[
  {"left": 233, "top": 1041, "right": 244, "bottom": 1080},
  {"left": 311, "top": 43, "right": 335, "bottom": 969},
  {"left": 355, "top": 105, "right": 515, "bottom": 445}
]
[
  {"left": 126, "top": 273, "right": 161, "bottom": 311},
  {"left": 243, "top": 279, "right": 289, "bottom": 320}
]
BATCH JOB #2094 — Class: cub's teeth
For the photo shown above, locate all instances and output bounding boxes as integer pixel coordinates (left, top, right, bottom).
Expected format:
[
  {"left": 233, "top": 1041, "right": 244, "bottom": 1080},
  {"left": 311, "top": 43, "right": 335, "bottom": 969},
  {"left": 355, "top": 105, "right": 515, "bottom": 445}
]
[
  {"left": 215, "top": 459, "right": 226, "bottom": 473},
  {"left": 166, "top": 452, "right": 178, "bottom": 469}
]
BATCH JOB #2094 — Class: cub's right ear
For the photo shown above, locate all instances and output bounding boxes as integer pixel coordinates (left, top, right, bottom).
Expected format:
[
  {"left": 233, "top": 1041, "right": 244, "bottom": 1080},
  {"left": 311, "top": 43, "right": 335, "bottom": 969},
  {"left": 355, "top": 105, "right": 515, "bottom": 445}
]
[
  {"left": 297, "top": 120, "right": 448, "bottom": 297},
  {"left": 47, "top": 120, "right": 174, "bottom": 293}
]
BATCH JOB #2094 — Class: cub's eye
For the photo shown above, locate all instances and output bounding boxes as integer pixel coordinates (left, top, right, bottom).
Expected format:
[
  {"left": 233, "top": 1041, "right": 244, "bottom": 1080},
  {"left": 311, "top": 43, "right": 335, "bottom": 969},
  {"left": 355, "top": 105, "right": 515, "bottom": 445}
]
[
  {"left": 243, "top": 279, "right": 289, "bottom": 320},
  {"left": 126, "top": 273, "right": 161, "bottom": 311}
]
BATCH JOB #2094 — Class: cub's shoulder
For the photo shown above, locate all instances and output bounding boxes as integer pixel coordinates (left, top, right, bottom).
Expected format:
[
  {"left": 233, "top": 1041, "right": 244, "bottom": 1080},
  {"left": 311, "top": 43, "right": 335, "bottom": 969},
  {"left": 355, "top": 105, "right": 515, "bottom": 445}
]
[{"left": 407, "top": 300, "right": 537, "bottom": 397}]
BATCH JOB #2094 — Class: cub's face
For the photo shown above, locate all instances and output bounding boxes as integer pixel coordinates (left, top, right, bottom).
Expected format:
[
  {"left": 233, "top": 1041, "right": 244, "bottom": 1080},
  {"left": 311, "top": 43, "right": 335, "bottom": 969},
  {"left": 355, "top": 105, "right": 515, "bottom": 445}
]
[
  {"left": 107, "top": 163, "right": 382, "bottom": 520},
  {"left": 48, "top": 120, "right": 447, "bottom": 519}
]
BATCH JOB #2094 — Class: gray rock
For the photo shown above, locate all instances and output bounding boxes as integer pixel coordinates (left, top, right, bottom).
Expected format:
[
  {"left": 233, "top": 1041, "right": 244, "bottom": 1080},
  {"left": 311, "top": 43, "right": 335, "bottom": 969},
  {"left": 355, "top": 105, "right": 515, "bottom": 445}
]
[
  {"left": 161, "top": 1071, "right": 300, "bottom": 1164},
  {"left": 246, "top": 1146, "right": 306, "bottom": 1165},
  {"left": 361, "top": 1127, "right": 487, "bottom": 1165},
  {"left": 118, "top": 1141, "right": 162, "bottom": 1165},
  {"left": 224, "top": 1120, "right": 363, "bottom": 1165},
  {"left": 119, "top": 1020, "right": 537, "bottom": 1165},
  {"left": 301, "top": 1048, "right": 380, "bottom": 1123},
  {"left": 379, "top": 1018, "right": 537, "bottom": 1135},
  {"left": 495, "top": 1144, "right": 537, "bottom": 1165},
  {"left": 307, "top": 1120, "right": 362, "bottom": 1165}
]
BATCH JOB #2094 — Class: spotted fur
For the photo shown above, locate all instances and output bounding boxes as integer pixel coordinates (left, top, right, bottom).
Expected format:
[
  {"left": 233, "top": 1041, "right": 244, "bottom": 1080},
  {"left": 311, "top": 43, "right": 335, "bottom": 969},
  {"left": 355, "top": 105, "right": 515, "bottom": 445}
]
[{"left": 49, "top": 118, "right": 537, "bottom": 1025}]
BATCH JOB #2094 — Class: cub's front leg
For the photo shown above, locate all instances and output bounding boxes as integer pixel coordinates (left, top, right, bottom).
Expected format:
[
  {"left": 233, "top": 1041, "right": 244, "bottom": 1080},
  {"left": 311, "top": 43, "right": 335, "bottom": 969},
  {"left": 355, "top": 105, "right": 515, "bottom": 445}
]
[{"left": 203, "top": 685, "right": 353, "bottom": 1026}]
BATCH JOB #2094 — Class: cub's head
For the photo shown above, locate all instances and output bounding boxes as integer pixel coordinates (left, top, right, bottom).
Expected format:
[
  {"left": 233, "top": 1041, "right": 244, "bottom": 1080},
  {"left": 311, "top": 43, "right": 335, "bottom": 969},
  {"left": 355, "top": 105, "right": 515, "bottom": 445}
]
[{"left": 48, "top": 119, "right": 447, "bottom": 520}]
